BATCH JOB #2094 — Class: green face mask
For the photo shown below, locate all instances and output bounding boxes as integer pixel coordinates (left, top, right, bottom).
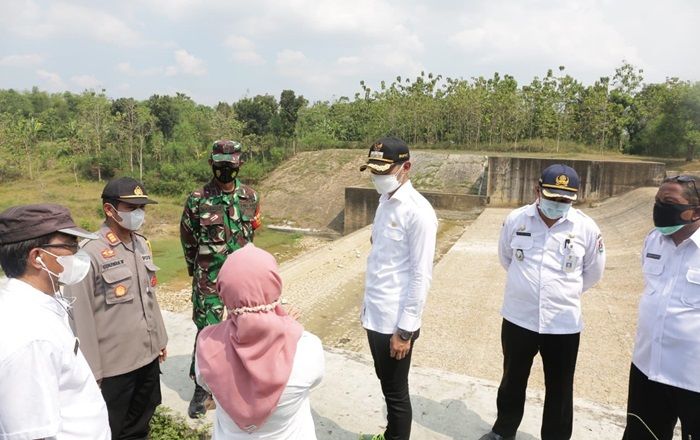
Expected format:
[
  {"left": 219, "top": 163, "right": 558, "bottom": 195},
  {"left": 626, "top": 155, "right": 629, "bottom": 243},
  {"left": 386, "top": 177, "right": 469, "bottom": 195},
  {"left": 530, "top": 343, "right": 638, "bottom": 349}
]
[{"left": 656, "top": 225, "right": 685, "bottom": 235}]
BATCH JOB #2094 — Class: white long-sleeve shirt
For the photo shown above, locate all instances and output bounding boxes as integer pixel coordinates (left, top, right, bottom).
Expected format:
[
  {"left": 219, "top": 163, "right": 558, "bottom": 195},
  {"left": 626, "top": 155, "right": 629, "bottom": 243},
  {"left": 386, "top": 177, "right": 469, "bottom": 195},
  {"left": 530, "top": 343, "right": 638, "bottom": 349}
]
[
  {"left": 0, "top": 278, "right": 110, "bottom": 440},
  {"left": 498, "top": 203, "right": 605, "bottom": 334},
  {"left": 196, "top": 331, "right": 325, "bottom": 439},
  {"left": 633, "top": 228, "right": 700, "bottom": 393},
  {"left": 361, "top": 180, "right": 438, "bottom": 334}
]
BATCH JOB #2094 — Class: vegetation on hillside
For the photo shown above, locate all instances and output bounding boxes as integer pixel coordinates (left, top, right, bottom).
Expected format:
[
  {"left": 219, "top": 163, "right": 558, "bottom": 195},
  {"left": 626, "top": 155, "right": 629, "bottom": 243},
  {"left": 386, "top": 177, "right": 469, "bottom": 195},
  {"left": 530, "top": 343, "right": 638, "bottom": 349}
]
[{"left": 0, "top": 61, "right": 698, "bottom": 197}]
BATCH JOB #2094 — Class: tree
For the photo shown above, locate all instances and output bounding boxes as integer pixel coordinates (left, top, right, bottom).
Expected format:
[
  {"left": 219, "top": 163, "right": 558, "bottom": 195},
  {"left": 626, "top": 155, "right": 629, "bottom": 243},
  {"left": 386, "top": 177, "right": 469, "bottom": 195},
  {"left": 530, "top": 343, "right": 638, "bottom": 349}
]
[
  {"left": 278, "top": 90, "right": 307, "bottom": 139},
  {"left": 233, "top": 94, "right": 279, "bottom": 136},
  {"left": 77, "top": 90, "right": 113, "bottom": 181}
]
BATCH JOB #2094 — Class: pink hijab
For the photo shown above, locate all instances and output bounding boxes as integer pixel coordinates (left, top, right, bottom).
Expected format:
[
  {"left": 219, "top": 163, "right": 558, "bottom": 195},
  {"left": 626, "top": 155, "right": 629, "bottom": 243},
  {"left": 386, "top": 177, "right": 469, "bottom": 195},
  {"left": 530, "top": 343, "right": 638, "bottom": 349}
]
[{"left": 196, "top": 244, "right": 303, "bottom": 432}]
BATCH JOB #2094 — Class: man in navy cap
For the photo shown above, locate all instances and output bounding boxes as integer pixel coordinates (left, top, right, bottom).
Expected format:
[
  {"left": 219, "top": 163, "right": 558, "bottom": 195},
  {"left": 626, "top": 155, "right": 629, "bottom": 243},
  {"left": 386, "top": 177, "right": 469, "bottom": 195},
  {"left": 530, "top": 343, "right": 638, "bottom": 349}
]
[
  {"left": 359, "top": 136, "right": 438, "bottom": 440},
  {"left": 66, "top": 177, "right": 168, "bottom": 440},
  {"left": 0, "top": 204, "right": 110, "bottom": 439},
  {"left": 480, "top": 164, "right": 606, "bottom": 440}
]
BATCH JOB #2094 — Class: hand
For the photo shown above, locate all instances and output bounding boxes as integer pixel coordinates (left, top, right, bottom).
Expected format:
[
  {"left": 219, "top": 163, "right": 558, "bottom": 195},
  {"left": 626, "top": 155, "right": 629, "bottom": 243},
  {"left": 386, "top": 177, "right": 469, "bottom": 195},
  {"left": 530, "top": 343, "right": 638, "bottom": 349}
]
[
  {"left": 283, "top": 304, "right": 302, "bottom": 320},
  {"left": 159, "top": 347, "right": 167, "bottom": 363},
  {"left": 389, "top": 333, "right": 412, "bottom": 360}
]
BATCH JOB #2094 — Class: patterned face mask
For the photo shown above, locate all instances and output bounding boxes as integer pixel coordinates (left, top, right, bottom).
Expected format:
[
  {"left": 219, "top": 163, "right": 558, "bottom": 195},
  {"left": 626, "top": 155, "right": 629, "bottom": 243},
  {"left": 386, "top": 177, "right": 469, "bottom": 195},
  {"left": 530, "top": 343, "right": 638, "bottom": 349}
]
[{"left": 213, "top": 162, "right": 239, "bottom": 183}]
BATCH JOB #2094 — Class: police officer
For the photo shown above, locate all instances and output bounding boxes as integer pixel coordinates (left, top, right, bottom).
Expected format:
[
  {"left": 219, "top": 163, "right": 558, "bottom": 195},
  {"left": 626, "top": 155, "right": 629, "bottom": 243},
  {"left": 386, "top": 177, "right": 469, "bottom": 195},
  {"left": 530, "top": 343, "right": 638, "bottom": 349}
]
[
  {"left": 480, "top": 164, "right": 606, "bottom": 440},
  {"left": 180, "top": 139, "right": 261, "bottom": 418},
  {"left": 66, "top": 177, "right": 168, "bottom": 440},
  {"left": 622, "top": 175, "right": 700, "bottom": 439}
]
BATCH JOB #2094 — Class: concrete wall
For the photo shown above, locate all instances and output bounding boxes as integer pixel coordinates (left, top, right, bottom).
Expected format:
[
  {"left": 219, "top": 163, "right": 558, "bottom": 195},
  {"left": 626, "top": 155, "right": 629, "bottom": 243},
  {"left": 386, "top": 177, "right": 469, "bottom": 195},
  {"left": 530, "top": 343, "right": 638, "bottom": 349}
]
[
  {"left": 344, "top": 186, "right": 486, "bottom": 234},
  {"left": 487, "top": 157, "right": 666, "bottom": 207}
]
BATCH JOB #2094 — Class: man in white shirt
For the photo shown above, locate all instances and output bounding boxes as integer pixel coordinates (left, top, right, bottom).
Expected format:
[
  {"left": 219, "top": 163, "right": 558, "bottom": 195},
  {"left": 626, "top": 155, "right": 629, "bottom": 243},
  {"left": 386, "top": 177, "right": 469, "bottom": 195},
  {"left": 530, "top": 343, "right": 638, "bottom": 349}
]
[
  {"left": 0, "top": 204, "right": 110, "bottom": 440},
  {"left": 623, "top": 175, "right": 700, "bottom": 440},
  {"left": 359, "top": 137, "right": 438, "bottom": 440},
  {"left": 480, "top": 164, "right": 605, "bottom": 440}
]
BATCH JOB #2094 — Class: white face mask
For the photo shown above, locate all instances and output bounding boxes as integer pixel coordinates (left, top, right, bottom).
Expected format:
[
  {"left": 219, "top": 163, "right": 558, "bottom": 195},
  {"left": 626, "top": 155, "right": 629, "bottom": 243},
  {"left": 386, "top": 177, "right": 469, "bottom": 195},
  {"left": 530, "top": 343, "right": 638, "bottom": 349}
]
[
  {"left": 109, "top": 205, "right": 145, "bottom": 231},
  {"left": 38, "top": 249, "right": 91, "bottom": 287},
  {"left": 371, "top": 167, "right": 403, "bottom": 195},
  {"left": 538, "top": 197, "right": 572, "bottom": 220}
]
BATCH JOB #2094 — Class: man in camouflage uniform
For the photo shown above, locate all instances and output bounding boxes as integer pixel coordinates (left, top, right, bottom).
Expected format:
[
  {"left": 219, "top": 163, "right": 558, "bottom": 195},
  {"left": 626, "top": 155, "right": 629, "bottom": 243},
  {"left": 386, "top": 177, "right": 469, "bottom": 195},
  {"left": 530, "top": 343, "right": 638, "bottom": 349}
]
[{"left": 180, "top": 139, "right": 261, "bottom": 418}]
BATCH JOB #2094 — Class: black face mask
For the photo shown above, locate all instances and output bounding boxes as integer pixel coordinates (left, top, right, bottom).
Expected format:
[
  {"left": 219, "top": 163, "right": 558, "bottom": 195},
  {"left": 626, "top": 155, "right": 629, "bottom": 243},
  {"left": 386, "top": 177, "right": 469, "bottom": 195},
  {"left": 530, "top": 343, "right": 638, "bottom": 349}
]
[
  {"left": 653, "top": 201, "right": 697, "bottom": 227},
  {"left": 212, "top": 163, "right": 238, "bottom": 184}
]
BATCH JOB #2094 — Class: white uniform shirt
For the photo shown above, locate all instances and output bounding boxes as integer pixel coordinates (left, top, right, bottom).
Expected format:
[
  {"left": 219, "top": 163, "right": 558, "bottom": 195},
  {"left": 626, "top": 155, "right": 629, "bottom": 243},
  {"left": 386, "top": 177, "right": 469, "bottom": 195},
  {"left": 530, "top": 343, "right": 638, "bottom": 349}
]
[
  {"left": 361, "top": 180, "right": 438, "bottom": 334},
  {"left": 196, "top": 331, "right": 325, "bottom": 440},
  {"left": 632, "top": 228, "right": 700, "bottom": 393},
  {"left": 498, "top": 203, "right": 605, "bottom": 334},
  {"left": 0, "top": 278, "right": 110, "bottom": 440}
]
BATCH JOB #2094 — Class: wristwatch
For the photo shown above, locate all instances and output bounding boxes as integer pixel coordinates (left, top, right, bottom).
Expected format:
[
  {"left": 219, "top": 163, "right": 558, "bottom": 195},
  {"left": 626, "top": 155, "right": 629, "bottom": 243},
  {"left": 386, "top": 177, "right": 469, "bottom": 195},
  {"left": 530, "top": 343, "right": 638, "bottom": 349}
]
[{"left": 397, "top": 328, "right": 413, "bottom": 341}]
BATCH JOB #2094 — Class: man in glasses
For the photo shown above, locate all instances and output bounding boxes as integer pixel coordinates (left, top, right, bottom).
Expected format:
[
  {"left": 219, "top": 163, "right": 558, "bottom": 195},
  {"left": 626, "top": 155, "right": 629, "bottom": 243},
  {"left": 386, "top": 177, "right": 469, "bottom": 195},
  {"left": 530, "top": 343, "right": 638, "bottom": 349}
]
[
  {"left": 66, "top": 177, "right": 168, "bottom": 440},
  {"left": 481, "top": 164, "right": 606, "bottom": 440},
  {"left": 0, "top": 204, "right": 110, "bottom": 439},
  {"left": 622, "top": 175, "right": 700, "bottom": 439},
  {"left": 180, "top": 139, "right": 261, "bottom": 417}
]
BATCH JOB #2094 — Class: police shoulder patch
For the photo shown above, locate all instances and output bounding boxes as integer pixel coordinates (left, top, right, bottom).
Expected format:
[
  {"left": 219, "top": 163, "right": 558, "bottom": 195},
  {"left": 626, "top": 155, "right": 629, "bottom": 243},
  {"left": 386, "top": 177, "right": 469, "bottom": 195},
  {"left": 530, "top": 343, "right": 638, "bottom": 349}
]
[{"left": 105, "top": 232, "right": 119, "bottom": 245}]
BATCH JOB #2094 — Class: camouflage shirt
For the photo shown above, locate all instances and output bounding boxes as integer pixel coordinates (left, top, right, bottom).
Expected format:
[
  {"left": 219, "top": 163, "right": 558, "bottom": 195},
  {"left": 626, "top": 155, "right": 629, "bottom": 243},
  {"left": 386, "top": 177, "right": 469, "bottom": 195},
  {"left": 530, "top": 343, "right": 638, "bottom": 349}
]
[{"left": 180, "top": 178, "right": 261, "bottom": 296}]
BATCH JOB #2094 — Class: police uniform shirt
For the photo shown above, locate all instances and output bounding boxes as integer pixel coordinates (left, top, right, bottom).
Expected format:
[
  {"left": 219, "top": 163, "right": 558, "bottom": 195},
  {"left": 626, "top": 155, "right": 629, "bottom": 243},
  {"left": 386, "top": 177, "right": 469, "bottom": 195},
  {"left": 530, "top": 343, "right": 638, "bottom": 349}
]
[
  {"left": 0, "top": 278, "right": 110, "bottom": 440},
  {"left": 498, "top": 202, "right": 606, "bottom": 334},
  {"left": 633, "top": 228, "right": 700, "bottom": 393},
  {"left": 361, "top": 180, "right": 438, "bottom": 334},
  {"left": 66, "top": 224, "right": 168, "bottom": 381}
]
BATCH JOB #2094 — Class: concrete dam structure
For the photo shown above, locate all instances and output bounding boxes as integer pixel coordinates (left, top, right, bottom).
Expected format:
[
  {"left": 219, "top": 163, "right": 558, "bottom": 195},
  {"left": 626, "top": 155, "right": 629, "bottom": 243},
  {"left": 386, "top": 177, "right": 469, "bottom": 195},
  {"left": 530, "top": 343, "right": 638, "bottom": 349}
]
[{"left": 344, "top": 155, "right": 666, "bottom": 234}]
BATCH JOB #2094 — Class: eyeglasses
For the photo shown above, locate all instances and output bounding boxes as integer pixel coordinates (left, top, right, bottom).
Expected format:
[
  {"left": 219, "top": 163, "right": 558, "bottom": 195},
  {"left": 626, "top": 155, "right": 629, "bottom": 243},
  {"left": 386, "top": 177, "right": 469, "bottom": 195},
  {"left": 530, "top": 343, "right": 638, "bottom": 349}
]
[
  {"left": 41, "top": 243, "right": 80, "bottom": 252},
  {"left": 669, "top": 175, "right": 700, "bottom": 204}
]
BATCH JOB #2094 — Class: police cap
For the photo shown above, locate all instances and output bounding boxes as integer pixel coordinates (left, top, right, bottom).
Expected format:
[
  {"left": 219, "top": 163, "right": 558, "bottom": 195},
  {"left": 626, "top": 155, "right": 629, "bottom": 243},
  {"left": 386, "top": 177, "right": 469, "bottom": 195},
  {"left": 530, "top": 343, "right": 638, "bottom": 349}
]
[{"left": 101, "top": 177, "right": 158, "bottom": 205}]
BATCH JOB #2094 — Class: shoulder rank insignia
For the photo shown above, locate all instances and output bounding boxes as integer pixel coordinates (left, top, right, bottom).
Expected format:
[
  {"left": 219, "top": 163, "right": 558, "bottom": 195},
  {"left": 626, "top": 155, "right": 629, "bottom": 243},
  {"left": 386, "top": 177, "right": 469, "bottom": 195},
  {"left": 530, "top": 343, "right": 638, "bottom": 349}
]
[
  {"left": 101, "top": 248, "right": 115, "bottom": 259},
  {"left": 115, "top": 285, "right": 127, "bottom": 297},
  {"left": 106, "top": 232, "right": 119, "bottom": 245}
]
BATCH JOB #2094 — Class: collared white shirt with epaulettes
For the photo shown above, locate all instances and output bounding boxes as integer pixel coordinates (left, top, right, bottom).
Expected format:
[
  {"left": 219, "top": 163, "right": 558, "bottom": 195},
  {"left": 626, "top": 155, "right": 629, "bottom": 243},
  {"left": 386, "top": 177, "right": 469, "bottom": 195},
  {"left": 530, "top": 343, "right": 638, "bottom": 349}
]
[
  {"left": 633, "top": 228, "right": 700, "bottom": 393},
  {"left": 361, "top": 180, "right": 438, "bottom": 334},
  {"left": 498, "top": 202, "right": 606, "bottom": 334}
]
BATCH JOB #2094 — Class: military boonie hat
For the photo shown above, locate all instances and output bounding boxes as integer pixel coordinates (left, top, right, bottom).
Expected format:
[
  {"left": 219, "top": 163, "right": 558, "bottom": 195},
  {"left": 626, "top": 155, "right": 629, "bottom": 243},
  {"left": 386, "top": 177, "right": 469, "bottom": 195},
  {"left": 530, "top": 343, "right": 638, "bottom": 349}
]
[
  {"left": 101, "top": 177, "right": 158, "bottom": 205},
  {"left": 0, "top": 204, "right": 98, "bottom": 244},
  {"left": 359, "top": 136, "right": 410, "bottom": 174},
  {"left": 539, "top": 164, "right": 580, "bottom": 201},
  {"left": 211, "top": 140, "right": 243, "bottom": 166}
]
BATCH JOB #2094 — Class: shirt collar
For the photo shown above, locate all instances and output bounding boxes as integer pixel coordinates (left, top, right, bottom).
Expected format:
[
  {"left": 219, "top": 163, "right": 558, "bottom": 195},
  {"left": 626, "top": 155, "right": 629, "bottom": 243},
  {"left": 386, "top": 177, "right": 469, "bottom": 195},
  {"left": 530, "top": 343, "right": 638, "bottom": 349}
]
[
  {"left": 388, "top": 180, "right": 414, "bottom": 204},
  {"left": 3, "top": 278, "right": 66, "bottom": 317}
]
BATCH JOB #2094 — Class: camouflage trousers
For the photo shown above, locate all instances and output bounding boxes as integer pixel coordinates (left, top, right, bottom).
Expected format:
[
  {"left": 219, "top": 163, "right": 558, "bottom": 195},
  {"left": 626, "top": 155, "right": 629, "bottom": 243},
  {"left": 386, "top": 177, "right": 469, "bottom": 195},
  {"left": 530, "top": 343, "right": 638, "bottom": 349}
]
[{"left": 189, "top": 287, "right": 224, "bottom": 380}]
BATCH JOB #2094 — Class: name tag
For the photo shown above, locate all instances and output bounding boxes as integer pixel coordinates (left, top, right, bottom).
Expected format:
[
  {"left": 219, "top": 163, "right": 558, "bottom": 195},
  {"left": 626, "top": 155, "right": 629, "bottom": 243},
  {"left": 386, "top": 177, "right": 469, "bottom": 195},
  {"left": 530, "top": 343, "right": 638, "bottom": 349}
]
[
  {"left": 646, "top": 253, "right": 661, "bottom": 260},
  {"left": 102, "top": 259, "right": 125, "bottom": 270},
  {"left": 515, "top": 231, "right": 531, "bottom": 236}
]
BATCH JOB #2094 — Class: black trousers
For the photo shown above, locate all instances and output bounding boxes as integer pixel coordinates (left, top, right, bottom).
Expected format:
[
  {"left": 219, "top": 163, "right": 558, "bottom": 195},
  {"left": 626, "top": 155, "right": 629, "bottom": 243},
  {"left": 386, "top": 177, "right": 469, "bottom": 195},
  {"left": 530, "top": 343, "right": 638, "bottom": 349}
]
[
  {"left": 101, "top": 358, "right": 162, "bottom": 440},
  {"left": 493, "top": 319, "right": 580, "bottom": 440},
  {"left": 366, "top": 329, "right": 420, "bottom": 440},
  {"left": 622, "top": 363, "right": 700, "bottom": 440}
]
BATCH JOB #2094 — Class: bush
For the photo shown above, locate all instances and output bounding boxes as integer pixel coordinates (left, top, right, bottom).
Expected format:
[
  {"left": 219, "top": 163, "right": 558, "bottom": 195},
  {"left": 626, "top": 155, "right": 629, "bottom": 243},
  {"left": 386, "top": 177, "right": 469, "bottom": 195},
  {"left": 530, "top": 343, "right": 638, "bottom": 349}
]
[{"left": 148, "top": 406, "right": 210, "bottom": 440}]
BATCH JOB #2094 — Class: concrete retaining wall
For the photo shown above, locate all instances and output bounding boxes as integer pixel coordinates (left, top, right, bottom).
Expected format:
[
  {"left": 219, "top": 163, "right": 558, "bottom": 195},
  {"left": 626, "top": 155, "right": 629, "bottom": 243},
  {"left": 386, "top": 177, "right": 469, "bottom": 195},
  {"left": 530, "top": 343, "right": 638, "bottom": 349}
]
[
  {"left": 487, "top": 157, "right": 665, "bottom": 206},
  {"left": 344, "top": 186, "right": 486, "bottom": 234}
]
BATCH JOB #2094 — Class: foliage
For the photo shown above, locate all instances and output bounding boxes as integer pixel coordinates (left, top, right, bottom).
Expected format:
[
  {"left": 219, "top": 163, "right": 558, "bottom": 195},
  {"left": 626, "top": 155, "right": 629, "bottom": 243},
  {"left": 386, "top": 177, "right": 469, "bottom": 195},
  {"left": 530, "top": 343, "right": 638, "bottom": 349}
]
[
  {"left": 0, "top": 61, "right": 698, "bottom": 195},
  {"left": 148, "top": 406, "right": 210, "bottom": 440}
]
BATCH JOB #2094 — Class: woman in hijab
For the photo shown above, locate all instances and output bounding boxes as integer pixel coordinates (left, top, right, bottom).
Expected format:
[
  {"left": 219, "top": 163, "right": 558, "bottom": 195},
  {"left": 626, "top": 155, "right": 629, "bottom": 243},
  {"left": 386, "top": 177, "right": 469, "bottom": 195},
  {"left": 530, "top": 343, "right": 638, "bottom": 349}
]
[{"left": 195, "top": 244, "right": 325, "bottom": 439}]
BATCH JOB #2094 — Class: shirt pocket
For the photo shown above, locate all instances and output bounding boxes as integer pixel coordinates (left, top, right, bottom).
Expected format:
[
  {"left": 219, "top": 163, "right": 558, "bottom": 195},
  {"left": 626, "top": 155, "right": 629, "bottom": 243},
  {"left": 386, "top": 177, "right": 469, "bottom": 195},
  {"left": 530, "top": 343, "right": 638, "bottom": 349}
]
[
  {"left": 683, "top": 267, "right": 700, "bottom": 308},
  {"left": 642, "top": 259, "right": 664, "bottom": 295},
  {"left": 510, "top": 235, "right": 533, "bottom": 261},
  {"left": 102, "top": 266, "right": 135, "bottom": 304},
  {"left": 382, "top": 225, "right": 405, "bottom": 241},
  {"left": 199, "top": 205, "right": 226, "bottom": 244}
]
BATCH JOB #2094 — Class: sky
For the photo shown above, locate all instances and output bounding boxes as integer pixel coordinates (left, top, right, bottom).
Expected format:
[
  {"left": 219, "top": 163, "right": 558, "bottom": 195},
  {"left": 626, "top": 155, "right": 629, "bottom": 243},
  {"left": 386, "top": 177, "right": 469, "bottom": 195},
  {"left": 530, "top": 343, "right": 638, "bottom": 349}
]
[{"left": 0, "top": 0, "right": 698, "bottom": 106}]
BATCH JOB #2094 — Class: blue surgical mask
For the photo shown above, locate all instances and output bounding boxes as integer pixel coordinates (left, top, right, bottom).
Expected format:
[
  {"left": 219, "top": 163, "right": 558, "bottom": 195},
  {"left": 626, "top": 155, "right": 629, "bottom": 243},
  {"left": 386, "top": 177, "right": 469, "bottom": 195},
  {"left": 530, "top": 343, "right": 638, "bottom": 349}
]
[
  {"left": 538, "top": 197, "right": 571, "bottom": 220},
  {"left": 656, "top": 225, "right": 685, "bottom": 235}
]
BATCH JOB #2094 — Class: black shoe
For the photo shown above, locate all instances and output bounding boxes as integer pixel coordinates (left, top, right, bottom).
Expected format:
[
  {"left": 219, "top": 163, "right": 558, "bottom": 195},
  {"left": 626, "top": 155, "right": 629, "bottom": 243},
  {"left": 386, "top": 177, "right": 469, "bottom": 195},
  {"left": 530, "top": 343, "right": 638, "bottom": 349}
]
[
  {"left": 188, "top": 384, "right": 210, "bottom": 418},
  {"left": 478, "top": 431, "right": 515, "bottom": 440}
]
